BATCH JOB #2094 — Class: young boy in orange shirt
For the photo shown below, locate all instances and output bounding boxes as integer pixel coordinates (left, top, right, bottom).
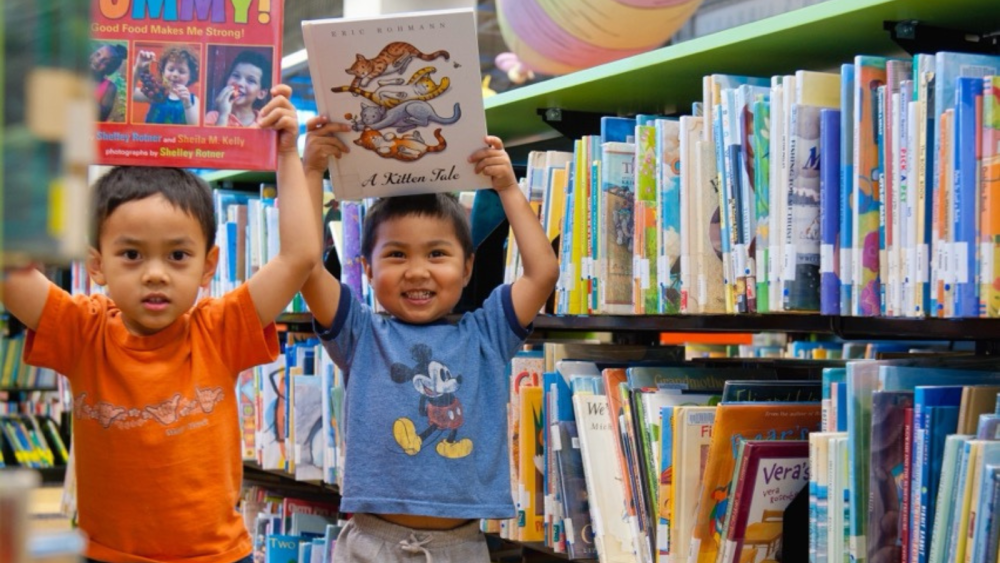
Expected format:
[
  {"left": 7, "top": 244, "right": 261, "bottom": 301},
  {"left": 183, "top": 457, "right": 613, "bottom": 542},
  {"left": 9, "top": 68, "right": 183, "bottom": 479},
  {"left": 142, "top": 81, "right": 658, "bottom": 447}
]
[{"left": 2, "top": 85, "right": 315, "bottom": 563}]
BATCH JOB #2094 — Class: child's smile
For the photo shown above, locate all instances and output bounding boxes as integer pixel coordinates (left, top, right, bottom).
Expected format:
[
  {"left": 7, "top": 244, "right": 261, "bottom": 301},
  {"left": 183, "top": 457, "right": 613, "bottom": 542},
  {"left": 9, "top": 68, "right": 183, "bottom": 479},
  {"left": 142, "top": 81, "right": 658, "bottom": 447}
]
[{"left": 366, "top": 214, "right": 472, "bottom": 324}]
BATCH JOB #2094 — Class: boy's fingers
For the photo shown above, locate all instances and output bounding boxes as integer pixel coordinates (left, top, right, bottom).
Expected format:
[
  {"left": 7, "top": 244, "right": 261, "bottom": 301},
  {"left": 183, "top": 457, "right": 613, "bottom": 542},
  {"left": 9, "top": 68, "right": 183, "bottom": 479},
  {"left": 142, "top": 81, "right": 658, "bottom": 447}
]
[
  {"left": 305, "top": 115, "right": 328, "bottom": 129},
  {"left": 271, "top": 84, "right": 292, "bottom": 97},
  {"left": 307, "top": 123, "right": 350, "bottom": 137}
]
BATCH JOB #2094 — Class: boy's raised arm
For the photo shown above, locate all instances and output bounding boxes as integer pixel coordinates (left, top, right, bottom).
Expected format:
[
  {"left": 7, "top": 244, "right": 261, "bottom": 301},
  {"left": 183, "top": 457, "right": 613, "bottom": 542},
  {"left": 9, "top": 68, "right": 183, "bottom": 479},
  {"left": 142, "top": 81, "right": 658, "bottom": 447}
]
[
  {"left": 246, "top": 85, "right": 319, "bottom": 325},
  {"left": 471, "top": 136, "right": 559, "bottom": 327},
  {"left": 299, "top": 116, "right": 352, "bottom": 328},
  {"left": 1, "top": 266, "right": 53, "bottom": 332}
]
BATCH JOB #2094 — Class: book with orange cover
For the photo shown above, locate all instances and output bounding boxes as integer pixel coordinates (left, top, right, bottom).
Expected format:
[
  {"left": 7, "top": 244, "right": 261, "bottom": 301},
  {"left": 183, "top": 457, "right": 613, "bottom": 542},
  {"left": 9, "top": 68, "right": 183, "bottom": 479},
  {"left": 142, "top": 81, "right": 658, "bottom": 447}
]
[
  {"left": 982, "top": 76, "right": 1000, "bottom": 317},
  {"left": 689, "top": 403, "right": 820, "bottom": 563}
]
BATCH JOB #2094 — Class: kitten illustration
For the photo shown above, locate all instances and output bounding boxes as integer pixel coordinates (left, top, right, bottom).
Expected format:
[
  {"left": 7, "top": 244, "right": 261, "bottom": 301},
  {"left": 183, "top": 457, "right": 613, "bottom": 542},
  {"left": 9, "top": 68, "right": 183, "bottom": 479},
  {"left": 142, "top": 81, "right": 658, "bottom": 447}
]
[
  {"left": 331, "top": 66, "right": 450, "bottom": 108},
  {"left": 353, "top": 100, "right": 461, "bottom": 133},
  {"left": 346, "top": 42, "right": 449, "bottom": 89},
  {"left": 354, "top": 127, "right": 446, "bottom": 161}
]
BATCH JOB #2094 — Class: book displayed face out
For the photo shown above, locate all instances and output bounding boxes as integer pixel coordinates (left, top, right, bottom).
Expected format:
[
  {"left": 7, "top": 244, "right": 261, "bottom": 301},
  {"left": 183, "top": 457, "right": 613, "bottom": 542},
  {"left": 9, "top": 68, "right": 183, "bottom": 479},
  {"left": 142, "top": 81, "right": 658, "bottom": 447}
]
[
  {"left": 89, "top": 0, "right": 284, "bottom": 170},
  {"left": 302, "top": 9, "right": 492, "bottom": 200}
]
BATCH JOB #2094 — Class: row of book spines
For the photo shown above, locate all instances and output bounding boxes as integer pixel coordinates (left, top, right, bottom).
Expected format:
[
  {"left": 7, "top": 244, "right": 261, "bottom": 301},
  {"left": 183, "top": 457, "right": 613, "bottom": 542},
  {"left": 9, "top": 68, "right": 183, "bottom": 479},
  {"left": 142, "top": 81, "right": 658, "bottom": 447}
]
[
  {"left": 498, "top": 358, "right": 1000, "bottom": 563},
  {"left": 0, "top": 335, "right": 59, "bottom": 389},
  {"left": 0, "top": 413, "right": 69, "bottom": 469},
  {"left": 240, "top": 495, "right": 341, "bottom": 563},
  {"left": 238, "top": 338, "right": 345, "bottom": 488},
  {"left": 496, "top": 354, "right": 831, "bottom": 562},
  {"left": 531, "top": 55, "right": 1000, "bottom": 319}
]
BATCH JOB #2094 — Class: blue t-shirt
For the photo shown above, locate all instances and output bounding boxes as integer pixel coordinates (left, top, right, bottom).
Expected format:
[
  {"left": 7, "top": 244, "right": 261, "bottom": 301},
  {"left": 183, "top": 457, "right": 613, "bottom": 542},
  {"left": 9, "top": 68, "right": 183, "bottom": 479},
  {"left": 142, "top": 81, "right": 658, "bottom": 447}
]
[{"left": 315, "top": 284, "right": 529, "bottom": 518}]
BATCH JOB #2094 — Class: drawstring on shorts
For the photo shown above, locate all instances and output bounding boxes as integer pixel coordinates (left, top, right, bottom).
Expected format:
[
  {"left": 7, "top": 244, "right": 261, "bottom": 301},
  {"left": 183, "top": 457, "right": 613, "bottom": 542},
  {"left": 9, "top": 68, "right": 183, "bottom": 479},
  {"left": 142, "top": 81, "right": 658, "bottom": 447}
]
[{"left": 398, "top": 532, "right": 434, "bottom": 563}]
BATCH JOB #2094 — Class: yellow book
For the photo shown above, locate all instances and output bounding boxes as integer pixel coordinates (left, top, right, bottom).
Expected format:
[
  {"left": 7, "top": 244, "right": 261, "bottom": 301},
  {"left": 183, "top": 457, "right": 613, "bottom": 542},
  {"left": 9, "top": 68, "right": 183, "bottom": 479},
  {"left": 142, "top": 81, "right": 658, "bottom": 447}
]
[
  {"left": 953, "top": 440, "right": 981, "bottom": 563},
  {"left": 794, "top": 70, "right": 841, "bottom": 108},
  {"left": 518, "top": 386, "right": 544, "bottom": 542},
  {"left": 569, "top": 139, "right": 589, "bottom": 314}
]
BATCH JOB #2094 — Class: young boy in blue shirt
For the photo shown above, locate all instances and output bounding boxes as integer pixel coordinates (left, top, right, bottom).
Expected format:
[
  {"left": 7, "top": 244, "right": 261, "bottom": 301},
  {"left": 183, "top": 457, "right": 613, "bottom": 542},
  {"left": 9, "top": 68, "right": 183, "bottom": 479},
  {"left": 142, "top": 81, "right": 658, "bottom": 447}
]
[{"left": 301, "top": 116, "right": 559, "bottom": 562}]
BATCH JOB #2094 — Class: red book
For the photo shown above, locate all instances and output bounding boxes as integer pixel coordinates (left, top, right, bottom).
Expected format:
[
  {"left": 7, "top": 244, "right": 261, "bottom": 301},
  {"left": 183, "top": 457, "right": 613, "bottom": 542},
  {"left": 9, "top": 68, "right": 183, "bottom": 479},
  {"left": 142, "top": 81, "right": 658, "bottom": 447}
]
[
  {"left": 901, "top": 406, "right": 914, "bottom": 563},
  {"left": 90, "top": 0, "right": 283, "bottom": 169},
  {"left": 719, "top": 440, "right": 810, "bottom": 563}
]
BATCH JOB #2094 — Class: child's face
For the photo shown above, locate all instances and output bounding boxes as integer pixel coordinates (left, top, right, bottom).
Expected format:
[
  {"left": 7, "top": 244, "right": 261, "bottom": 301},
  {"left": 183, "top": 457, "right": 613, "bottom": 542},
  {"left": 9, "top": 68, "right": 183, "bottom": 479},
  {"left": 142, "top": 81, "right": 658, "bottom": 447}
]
[
  {"left": 364, "top": 214, "right": 473, "bottom": 324},
  {"left": 87, "top": 194, "right": 218, "bottom": 336},
  {"left": 162, "top": 58, "right": 193, "bottom": 87},
  {"left": 227, "top": 62, "right": 266, "bottom": 106},
  {"left": 90, "top": 46, "right": 115, "bottom": 75}
]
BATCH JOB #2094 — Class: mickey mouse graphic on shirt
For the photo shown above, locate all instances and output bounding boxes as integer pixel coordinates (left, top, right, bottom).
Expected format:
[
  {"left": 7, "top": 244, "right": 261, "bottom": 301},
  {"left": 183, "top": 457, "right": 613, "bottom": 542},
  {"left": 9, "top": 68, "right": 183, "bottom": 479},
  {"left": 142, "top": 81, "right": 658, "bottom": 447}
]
[{"left": 390, "top": 343, "right": 472, "bottom": 459}]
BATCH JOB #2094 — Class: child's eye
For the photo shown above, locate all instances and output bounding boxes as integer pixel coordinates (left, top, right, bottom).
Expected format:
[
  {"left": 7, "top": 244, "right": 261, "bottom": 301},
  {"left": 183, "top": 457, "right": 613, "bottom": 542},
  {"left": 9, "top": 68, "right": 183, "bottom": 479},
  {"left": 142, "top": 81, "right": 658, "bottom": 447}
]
[
  {"left": 429, "top": 250, "right": 447, "bottom": 258},
  {"left": 169, "top": 250, "right": 190, "bottom": 261},
  {"left": 121, "top": 250, "right": 141, "bottom": 261},
  {"left": 385, "top": 251, "right": 405, "bottom": 259}
]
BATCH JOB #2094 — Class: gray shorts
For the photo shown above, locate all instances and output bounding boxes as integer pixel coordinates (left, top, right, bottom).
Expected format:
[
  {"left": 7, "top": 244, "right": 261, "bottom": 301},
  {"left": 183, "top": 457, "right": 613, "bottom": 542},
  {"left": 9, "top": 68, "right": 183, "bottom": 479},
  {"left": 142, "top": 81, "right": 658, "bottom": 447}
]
[{"left": 332, "top": 514, "right": 490, "bottom": 563}]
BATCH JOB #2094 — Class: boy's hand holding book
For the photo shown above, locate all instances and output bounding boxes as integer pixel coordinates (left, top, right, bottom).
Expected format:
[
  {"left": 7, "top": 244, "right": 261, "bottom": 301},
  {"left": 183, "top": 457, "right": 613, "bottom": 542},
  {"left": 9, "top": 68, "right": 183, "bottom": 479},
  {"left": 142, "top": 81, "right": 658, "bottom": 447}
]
[
  {"left": 303, "top": 115, "right": 352, "bottom": 178},
  {"left": 469, "top": 135, "right": 518, "bottom": 194},
  {"left": 258, "top": 84, "right": 299, "bottom": 154}
]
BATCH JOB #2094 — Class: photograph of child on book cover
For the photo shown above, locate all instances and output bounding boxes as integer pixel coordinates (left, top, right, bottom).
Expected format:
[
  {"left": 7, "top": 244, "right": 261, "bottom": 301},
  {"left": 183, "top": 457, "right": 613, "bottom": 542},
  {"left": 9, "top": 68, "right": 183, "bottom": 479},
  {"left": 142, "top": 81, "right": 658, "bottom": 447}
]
[
  {"left": 90, "top": 40, "right": 128, "bottom": 123},
  {"left": 204, "top": 45, "right": 273, "bottom": 128},
  {"left": 130, "top": 42, "right": 201, "bottom": 126}
]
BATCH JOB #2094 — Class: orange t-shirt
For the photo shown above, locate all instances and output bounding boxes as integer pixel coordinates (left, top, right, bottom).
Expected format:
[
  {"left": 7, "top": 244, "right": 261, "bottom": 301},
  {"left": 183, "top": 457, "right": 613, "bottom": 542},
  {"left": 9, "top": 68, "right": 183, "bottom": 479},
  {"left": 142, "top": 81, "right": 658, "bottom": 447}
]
[{"left": 25, "top": 283, "right": 279, "bottom": 563}]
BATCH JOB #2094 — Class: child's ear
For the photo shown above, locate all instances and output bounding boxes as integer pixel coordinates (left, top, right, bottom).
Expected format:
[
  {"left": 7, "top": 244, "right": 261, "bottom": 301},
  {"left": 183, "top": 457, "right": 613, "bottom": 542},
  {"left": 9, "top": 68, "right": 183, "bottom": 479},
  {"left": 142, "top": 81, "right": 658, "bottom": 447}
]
[
  {"left": 462, "top": 253, "right": 474, "bottom": 287},
  {"left": 362, "top": 256, "right": 372, "bottom": 281},
  {"left": 200, "top": 245, "right": 220, "bottom": 288},
  {"left": 86, "top": 247, "right": 108, "bottom": 287}
]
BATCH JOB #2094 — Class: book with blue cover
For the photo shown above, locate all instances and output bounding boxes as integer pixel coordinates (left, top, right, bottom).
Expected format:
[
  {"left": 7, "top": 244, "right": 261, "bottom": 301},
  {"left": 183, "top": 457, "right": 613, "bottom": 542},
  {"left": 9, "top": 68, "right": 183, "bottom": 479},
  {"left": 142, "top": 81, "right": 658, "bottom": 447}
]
[
  {"left": 953, "top": 76, "right": 983, "bottom": 317},
  {"left": 820, "top": 108, "right": 842, "bottom": 315},
  {"left": 553, "top": 421, "right": 598, "bottom": 560},
  {"left": 910, "top": 385, "right": 962, "bottom": 563}
]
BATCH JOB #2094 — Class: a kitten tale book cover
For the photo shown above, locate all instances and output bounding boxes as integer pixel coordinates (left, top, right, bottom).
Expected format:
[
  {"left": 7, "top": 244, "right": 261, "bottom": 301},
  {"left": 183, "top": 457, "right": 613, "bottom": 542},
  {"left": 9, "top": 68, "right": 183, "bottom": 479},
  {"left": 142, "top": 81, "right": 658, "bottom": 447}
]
[
  {"left": 302, "top": 9, "right": 491, "bottom": 200},
  {"left": 91, "top": 0, "right": 283, "bottom": 170}
]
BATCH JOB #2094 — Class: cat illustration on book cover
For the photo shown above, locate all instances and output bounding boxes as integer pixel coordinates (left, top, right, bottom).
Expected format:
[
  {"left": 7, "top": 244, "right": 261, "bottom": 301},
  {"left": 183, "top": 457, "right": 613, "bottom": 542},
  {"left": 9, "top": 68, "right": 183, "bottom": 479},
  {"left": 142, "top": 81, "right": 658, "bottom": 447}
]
[
  {"left": 332, "top": 66, "right": 450, "bottom": 108},
  {"left": 345, "top": 42, "right": 448, "bottom": 89},
  {"left": 354, "top": 127, "right": 446, "bottom": 161},
  {"left": 349, "top": 100, "right": 461, "bottom": 133},
  {"left": 332, "top": 41, "right": 460, "bottom": 161}
]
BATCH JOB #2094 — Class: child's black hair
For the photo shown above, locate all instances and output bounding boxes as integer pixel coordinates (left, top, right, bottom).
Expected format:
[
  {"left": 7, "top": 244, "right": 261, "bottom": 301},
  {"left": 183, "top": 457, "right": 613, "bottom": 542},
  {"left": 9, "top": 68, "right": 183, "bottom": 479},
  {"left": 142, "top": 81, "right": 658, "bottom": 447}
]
[
  {"left": 361, "top": 193, "right": 473, "bottom": 262},
  {"left": 91, "top": 167, "right": 216, "bottom": 251},
  {"left": 158, "top": 46, "right": 200, "bottom": 84},
  {"left": 95, "top": 43, "right": 128, "bottom": 78},
  {"left": 229, "top": 50, "right": 272, "bottom": 100}
]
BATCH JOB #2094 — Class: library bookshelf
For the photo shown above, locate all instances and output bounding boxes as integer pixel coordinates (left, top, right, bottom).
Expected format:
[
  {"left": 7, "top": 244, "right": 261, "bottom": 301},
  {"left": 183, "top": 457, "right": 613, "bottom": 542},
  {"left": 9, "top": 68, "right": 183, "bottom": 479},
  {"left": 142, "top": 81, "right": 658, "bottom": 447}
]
[{"left": 196, "top": 1, "right": 1000, "bottom": 561}]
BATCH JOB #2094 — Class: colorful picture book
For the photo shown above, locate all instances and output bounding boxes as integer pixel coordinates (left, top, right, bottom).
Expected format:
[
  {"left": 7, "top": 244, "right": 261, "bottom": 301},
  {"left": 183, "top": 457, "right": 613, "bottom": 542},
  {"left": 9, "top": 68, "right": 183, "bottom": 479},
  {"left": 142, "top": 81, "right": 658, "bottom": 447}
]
[
  {"left": 89, "top": 0, "right": 283, "bottom": 169},
  {"left": 302, "top": 9, "right": 491, "bottom": 200},
  {"left": 720, "top": 440, "right": 810, "bottom": 563}
]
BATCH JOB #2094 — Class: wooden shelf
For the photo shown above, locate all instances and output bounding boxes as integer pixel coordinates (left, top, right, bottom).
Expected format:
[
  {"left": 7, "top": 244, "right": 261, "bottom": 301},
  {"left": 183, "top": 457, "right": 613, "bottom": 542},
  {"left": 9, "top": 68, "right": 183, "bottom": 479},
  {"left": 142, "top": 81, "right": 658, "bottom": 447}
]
[{"left": 484, "top": 0, "right": 1000, "bottom": 147}]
